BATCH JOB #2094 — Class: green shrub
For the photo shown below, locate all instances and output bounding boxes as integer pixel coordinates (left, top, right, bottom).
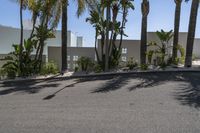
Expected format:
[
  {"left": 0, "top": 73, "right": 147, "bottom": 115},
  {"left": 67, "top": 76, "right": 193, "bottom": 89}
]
[
  {"left": 94, "top": 64, "right": 103, "bottom": 73},
  {"left": 173, "top": 44, "right": 185, "bottom": 65},
  {"left": 74, "top": 66, "right": 79, "bottom": 72},
  {"left": 40, "top": 61, "right": 59, "bottom": 75},
  {"left": 146, "top": 50, "right": 154, "bottom": 64},
  {"left": 126, "top": 57, "right": 138, "bottom": 70},
  {"left": 1, "top": 39, "right": 38, "bottom": 78},
  {"left": 0, "top": 68, "right": 6, "bottom": 78},
  {"left": 140, "top": 64, "right": 148, "bottom": 70},
  {"left": 0, "top": 65, "right": 17, "bottom": 79},
  {"left": 77, "top": 57, "right": 94, "bottom": 72}
]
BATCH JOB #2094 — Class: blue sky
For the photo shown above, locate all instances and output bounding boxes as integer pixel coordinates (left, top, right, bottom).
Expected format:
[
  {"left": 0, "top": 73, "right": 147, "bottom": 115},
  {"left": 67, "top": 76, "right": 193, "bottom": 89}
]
[{"left": 0, "top": 0, "right": 200, "bottom": 47}]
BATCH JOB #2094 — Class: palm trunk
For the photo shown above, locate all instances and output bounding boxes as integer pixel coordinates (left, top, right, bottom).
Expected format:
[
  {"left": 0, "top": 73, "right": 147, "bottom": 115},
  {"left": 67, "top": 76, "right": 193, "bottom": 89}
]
[
  {"left": 105, "top": 1, "right": 111, "bottom": 71},
  {"left": 19, "top": 0, "right": 23, "bottom": 75},
  {"left": 172, "top": 0, "right": 182, "bottom": 63},
  {"left": 95, "top": 33, "right": 100, "bottom": 63},
  {"left": 119, "top": 6, "right": 126, "bottom": 51},
  {"left": 185, "top": 0, "right": 199, "bottom": 67},
  {"left": 38, "top": 41, "right": 44, "bottom": 71},
  {"left": 38, "top": 16, "right": 48, "bottom": 72},
  {"left": 30, "top": 15, "right": 37, "bottom": 39},
  {"left": 140, "top": 0, "right": 149, "bottom": 65},
  {"left": 140, "top": 16, "right": 147, "bottom": 64},
  {"left": 101, "top": 32, "right": 105, "bottom": 67},
  {"left": 61, "top": 0, "right": 68, "bottom": 72}
]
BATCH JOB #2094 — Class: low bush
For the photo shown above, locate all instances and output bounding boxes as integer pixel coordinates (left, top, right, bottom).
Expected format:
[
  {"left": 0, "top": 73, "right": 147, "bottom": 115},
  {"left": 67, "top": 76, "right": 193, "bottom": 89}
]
[
  {"left": 77, "top": 57, "right": 94, "bottom": 72},
  {"left": 40, "top": 61, "right": 59, "bottom": 75},
  {"left": 94, "top": 64, "right": 103, "bottom": 73},
  {"left": 140, "top": 64, "right": 148, "bottom": 70},
  {"left": 126, "top": 57, "right": 138, "bottom": 70},
  {"left": 0, "top": 68, "right": 7, "bottom": 79}
]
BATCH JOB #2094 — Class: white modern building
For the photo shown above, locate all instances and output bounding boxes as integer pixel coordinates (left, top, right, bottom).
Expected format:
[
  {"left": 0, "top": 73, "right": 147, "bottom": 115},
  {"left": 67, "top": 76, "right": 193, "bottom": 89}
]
[
  {"left": 0, "top": 25, "right": 84, "bottom": 62},
  {"left": 0, "top": 25, "right": 200, "bottom": 71}
]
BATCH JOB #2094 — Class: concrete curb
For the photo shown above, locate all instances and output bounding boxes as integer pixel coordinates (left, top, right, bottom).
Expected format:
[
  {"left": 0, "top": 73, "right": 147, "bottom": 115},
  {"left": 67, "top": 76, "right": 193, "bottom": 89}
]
[{"left": 1, "top": 69, "right": 200, "bottom": 83}]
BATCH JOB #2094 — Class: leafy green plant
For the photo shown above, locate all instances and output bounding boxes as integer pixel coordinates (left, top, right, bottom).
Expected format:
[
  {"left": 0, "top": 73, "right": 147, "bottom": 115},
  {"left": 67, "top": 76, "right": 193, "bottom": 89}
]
[
  {"left": 146, "top": 50, "right": 154, "bottom": 64},
  {"left": 40, "top": 61, "right": 59, "bottom": 75},
  {"left": 140, "top": 64, "right": 148, "bottom": 70},
  {"left": 126, "top": 57, "right": 138, "bottom": 70},
  {"left": 147, "top": 29, "right": 174, "bottom": 67},
  {"left": 1, "top": 39, "right": 37, "bottom": 78},
  {"left": 173, "top": 44, "right": 185, "bottom": 65},
  {"left": 86, "top": 0, "right": 134, "bottom": 71},
  {"left": 0, "top": 68, "right": 6, "bottom": 79},
  {"left": 94, "top": 64, "right": 103, "bottom": 73},
  {"left": 77, "top": 57, "right": 94, "bottom": 72},
  {"left": 74, "top": 66, "right": 79, "bottom": 72}
]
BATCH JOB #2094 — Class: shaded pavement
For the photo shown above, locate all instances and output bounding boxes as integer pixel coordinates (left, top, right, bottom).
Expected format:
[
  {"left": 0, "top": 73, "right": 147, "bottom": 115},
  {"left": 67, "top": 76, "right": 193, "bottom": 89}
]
[{"left": 0, "top": 72, "right": 200, "bottom": 132}]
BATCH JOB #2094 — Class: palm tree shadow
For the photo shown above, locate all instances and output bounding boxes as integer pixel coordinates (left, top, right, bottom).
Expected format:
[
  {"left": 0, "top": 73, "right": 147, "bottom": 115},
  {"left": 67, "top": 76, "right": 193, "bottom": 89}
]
[
  {"left": 43, "top": 82, "right": 77, "bottom": 100},
  {"left": 89, "top": 72, "right": 200, "bottom": 109},
  {"left": 91, "top": 76, "right": 130, "bottom": 93},
  {"left": 0, "top": 80, "right": 60, "bottom": 95},
  {"left": 173, "top": 73, "right": 200, "bottom": 108},
  {"left": 90, "top": 73, "right": 172, "bottom": 93},
  {"left": 127, "top": 74, "right": 172, "bottom": 91}
]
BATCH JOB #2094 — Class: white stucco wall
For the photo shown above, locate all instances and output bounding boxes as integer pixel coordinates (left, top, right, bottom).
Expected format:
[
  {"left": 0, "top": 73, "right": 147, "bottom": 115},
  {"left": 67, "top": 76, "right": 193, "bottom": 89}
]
[{"left": 0, "top": 25, "right": 82, "bottom": 55}]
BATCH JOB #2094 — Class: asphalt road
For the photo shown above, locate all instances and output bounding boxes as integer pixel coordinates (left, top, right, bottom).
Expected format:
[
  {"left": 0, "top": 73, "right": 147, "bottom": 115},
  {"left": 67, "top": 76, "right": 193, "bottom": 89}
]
[{"left": 0, "top": 72, "right": 200, "bottom": 133}]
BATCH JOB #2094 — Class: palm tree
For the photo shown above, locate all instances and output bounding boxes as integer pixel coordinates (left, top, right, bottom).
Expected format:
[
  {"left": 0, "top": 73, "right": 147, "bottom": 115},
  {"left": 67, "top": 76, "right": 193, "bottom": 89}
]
[
  {"left": 172, "top": 0, "right": 182, "bottom": 63},
  {"left": 140, "top": 0, "right": 149, "bottom": 65},
  {"left": 61, "top": 0, "right": 96, "bottom": 72},
  {"left": 14, "top": 0, "right": 27, "bottom": 75},
  {"left": 185, "top": 0, "right": 199, "bottom": 67},
  {"left": 105, "top": 0, "right": 111, "bottom": 71},
  {"left": 19, "top": 0, "right": 24, "bottom": 74},
  {"left": 61, "top": 0, "right": 68, "bottom": 72}
]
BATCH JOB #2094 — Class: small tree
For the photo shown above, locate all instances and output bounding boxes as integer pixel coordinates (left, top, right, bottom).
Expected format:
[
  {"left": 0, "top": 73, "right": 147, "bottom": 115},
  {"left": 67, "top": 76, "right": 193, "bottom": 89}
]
[
  {"left": 147, "top": 30, "right": 173, "bottom": 67},
  {"left": 86, "top": 0, "right": 134, "bottom": 71}
]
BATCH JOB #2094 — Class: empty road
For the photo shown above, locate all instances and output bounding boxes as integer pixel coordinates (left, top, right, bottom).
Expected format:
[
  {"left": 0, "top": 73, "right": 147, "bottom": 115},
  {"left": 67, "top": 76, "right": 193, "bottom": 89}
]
[{"left": 0, "top": 72, "right": 200, "bottom": 133}]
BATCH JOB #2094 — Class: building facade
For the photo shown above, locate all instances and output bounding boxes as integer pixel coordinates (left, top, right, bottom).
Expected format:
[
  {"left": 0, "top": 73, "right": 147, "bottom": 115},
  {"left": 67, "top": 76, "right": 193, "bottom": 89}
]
[
  {"left": 1, "top": 25, "right": 200, "bottom": 71},
  {"left": 0, "top": 25, "right": 84, "bottom": 68},
  {"left": 48, "top": 47, "right": 95, "bottom": 70}
]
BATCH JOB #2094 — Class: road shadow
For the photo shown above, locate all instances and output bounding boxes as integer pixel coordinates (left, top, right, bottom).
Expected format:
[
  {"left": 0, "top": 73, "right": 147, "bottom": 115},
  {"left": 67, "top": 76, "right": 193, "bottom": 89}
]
[
  {"left": 91, "top": 76, "right": 130, "bottom": 93},
  {"left": 43, "top": 76, "right": 117, "bottom": 100},
  {"left": 173, "top": 73, "right": 200, "bottom": 108},
  {"left": 0, "top": 80, "right": 60, "bottom": 95},
  {"left": 88, "top": 73, "right": 174, "bottom": 93},
  {"left": 1, "top": 72, "right": 200, "bottom": 108},
  {"left": 43, "top": 82, "right": 79, "bottom": 100},
  {"left": 84, "top": 72, "right": 200, "bottom": 109}
]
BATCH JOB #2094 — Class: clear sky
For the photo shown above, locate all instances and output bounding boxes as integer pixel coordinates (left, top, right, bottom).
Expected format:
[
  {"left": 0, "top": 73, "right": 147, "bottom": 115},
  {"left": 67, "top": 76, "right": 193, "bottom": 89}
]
[{"left": 0, "top": 0, "right": 200, "bottom": 47}]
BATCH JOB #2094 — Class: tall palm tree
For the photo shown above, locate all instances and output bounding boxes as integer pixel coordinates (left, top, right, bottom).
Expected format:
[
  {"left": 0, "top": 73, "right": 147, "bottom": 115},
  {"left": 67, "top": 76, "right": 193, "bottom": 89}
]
[
  {"left": 61, "top": 0, "right": 68, "bottom": 72},
  {"left": 19, "top": 0, "right": 24, "bottom": 74},
  {"left": 140, "top": 0, "right": 149, "bottom": 65},
  {"left": 185, "top": 0, "right": 199, "bottom": 67},
  {"left": 61, "top": 0, "right": 96, "bottom": 72},
  {"left": 172, "top": 0, "right": 182, "bottom": 63},
  {"left": 105, "top": 0, "right": 111, "bottom": 72}
]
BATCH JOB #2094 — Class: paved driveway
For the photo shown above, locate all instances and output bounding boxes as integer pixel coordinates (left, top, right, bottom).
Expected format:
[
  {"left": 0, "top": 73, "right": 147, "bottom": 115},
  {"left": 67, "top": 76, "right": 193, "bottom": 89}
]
[{"left": 0, "top": 72, "right": 200, "bottom": 133}]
